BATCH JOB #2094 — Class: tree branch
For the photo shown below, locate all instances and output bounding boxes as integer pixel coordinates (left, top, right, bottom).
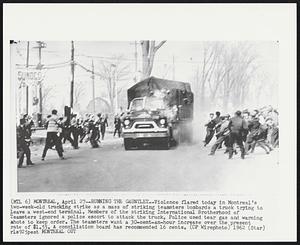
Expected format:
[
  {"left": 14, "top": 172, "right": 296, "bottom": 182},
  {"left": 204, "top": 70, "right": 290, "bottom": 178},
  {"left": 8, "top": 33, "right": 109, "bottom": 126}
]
[{"left": 154, "top": 41, "right": 166, "bottom": 52}]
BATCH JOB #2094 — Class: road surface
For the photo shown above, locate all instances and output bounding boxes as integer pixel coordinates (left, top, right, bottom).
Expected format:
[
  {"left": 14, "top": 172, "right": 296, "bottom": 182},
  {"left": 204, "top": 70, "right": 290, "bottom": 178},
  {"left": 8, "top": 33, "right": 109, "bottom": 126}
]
[{"left": 17, "top": 134, "right": 280, "bottom": 193}]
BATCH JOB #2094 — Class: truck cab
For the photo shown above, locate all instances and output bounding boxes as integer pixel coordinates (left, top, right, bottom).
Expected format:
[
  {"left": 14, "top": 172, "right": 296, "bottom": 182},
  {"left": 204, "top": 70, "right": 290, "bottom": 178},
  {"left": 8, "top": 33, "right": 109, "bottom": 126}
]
[
  {"left": 122, "top": 76, "right": 193, "bottom": 150},
  {"left": 122, "top": 96, "right": 174, "bottom": 150}
]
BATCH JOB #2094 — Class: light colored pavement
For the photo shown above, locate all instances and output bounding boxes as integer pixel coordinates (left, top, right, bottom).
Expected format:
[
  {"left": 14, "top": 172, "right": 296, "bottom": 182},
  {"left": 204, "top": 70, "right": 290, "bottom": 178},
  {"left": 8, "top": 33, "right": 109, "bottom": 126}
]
[{"left": 17, "top": 134, "right": 280, "bottom": 193}]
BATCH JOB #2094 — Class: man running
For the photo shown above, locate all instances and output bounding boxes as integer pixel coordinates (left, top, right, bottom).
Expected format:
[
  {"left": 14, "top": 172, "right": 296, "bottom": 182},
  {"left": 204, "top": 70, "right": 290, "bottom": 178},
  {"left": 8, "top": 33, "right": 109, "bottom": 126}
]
[{"left": 41, "top": 109, "right": 65, "bottom": 161}]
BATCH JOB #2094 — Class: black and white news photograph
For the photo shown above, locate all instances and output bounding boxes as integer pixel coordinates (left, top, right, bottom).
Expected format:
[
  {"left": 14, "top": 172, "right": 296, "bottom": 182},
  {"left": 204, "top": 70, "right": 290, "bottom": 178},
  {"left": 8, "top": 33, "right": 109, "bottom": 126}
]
[
  {"left": 12, "top": 40, "right": 280, "bottom": 193},
  {"left": 3, "top": 3, "right": 296, "bottom": 242}
]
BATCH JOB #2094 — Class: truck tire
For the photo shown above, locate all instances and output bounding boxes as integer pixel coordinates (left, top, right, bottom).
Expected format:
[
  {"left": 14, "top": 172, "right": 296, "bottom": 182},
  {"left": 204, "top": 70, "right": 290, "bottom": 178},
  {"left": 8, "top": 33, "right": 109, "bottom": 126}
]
[
  {"left": 124, "top": 139, "right": 132, "bottom": 150},
  {"left": 171, "top": 125, "right": 180, "bottom": 145}
]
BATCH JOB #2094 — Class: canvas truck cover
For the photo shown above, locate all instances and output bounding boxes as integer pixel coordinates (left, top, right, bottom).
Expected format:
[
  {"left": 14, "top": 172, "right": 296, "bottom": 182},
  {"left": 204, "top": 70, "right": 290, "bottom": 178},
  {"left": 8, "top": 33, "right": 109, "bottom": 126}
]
[{"left": 127, "top": 76, "right": 192, "bottom": 106}]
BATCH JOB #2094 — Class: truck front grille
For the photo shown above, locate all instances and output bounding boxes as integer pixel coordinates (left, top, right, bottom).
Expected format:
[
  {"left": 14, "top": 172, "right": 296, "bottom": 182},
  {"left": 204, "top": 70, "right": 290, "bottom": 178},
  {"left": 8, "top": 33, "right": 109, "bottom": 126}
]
[{"left": 135, "top": 123, "right": 154, "bottom": 129}]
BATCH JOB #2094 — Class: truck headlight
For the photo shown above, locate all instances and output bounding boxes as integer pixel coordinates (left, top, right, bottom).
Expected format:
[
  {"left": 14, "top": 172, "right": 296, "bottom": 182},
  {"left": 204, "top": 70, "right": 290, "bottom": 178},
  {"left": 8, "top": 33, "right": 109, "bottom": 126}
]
[
  {"left": 159, "top": 118, "right": 166, "bottom": 125},
  {"left": 124, "top": 119, "right": 130, "bottom": 126}
]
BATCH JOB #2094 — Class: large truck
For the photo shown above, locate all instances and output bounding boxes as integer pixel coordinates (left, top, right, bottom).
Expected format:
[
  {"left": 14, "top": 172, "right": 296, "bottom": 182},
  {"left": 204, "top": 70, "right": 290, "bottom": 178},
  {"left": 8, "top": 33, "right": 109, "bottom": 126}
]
[{"left": 121, "top": 76, "right": 194, "bottom": 150}]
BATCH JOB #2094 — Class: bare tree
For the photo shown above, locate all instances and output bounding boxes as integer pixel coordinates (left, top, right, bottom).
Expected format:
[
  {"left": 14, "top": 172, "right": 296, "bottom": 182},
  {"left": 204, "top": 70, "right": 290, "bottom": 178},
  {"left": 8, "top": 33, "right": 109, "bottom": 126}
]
[
  {"left": 160, "top": 64, "right": 171, "bottom": 79},
  {"left": 41, "top": 84, "right": 54, "bottom": 114},
  {"left": 140, "top": 40, "right": 166, "bottom": 80},
  {"left": 192, "top": 42, "right": 258, "bottom": 112},
  {"left": 221, "top": 43, "right": 257, "bottom": 110},
  {"left": 193, "top": 42, "right": 224, "bottom": 109},
  {"left": 74, "top": 81, "right": 86, "bottom": 111},
  {"left": 207, "top": 56, "right": 231, "bottom": 104},
  {"left": 86, "top": 96, "right": 111, "bottom": 114},
  {"left": 251, "top": 71, "right": 270, "bottom": 108},
  {"left": 98, "top": 57, "right": 130, "bottom": 113}
]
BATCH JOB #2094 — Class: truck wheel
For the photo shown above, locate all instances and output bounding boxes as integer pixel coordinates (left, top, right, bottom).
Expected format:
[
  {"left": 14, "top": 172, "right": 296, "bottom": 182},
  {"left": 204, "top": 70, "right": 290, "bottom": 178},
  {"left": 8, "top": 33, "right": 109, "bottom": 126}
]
[
  {"left": 172, "top": 126, "right": 180, "bottom": 145},
  {"left": 124, "top": 139, "right": 132, "bottom": 150}
]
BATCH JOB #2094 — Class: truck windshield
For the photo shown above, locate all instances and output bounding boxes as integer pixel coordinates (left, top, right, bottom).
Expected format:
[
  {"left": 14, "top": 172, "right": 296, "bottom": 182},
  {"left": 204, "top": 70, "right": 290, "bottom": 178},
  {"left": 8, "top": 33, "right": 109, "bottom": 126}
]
[
  {"left": 144, "top": 97, "right": 165, "bottom": 111},
  {"left": 130, "top": 98, "right": 144, "bottom": 111}
]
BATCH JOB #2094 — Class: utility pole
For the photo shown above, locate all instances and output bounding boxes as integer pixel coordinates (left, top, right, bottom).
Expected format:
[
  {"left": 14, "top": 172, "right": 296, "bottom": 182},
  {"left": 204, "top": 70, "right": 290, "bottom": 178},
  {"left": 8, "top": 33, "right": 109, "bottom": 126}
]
[
  {"left": 25, "top": 41, "right": 30, "bottom": 114},
  {"left": 130, "top": 41, "right": 138, "bottom": 83},
  {"left": 34, "top": 41, "right": 46, "bottom": 115},
  {"left": 70, "top": 41, "right": 75, "bottom": 109},
  {"left": 172, "top": 55, "right": 175, "bottom": 80},
  {"left": 26, "top": 42, "right": 30, "bottom": 68},
  {"left": 110, "top": 63, "right": 117, "bottom": 114},
  {"left": 91, "top": 59, "right": 95, "bottom": 114}
]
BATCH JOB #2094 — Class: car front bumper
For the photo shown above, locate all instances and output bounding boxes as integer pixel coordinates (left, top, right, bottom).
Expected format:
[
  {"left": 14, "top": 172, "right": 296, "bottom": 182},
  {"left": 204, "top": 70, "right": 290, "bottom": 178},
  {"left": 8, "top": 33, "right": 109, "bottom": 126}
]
[{"left": 122, "top": 130, "right": 169, "bottom": 139}]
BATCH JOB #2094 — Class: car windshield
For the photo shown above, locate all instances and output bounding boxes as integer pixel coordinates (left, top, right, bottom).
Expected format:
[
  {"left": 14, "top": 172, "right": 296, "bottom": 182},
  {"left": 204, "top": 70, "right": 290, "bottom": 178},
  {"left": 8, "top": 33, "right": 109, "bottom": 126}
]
[
  {"left": 130, "top": 98, "right": 144, "bottom": 111},
  {"left": 144, "top": 97, "right": 165, "bottom": 111}
]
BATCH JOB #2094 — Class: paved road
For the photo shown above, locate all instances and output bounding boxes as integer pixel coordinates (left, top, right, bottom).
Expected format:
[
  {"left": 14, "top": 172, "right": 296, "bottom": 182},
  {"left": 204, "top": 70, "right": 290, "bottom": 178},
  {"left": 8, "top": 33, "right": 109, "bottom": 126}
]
[{"left": 18, "top": 134, "right": 279, "bottom": 193}]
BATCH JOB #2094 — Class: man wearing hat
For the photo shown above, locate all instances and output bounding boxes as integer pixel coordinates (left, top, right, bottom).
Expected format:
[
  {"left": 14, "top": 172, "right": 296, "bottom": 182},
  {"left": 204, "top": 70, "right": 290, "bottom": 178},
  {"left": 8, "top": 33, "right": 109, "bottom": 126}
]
[
  {"left": 113, "top": 114, "right": 122, "bottom": 138},
  {"left": 209, "top": 114, "right": 231, "bottom": 155},
  {"left": 100, "top": 114, "right": 109, "bottom": 140},
  {"left": 95, "top": 113, "right": 102, "bottom": 143},
  {"left": 88, "top": 114, "right": 99, "bottom": 148},
  {"left": 204, "top": 113, "right": 215, "bottom": 146},
  {"left": 242, "top": 110, "right": 251, "bottom": 142},
  {"left": 17, "top": 118, "right": 34, "bottom": 167},
  {"left": 227, "top": 110, "right": 247, "bottom": 159},
  {"left": 41, "top": 109, "right": 64, "bottom": 160},
  {"left": 244, "top": 112, "right": 261, "bottom": 154}
]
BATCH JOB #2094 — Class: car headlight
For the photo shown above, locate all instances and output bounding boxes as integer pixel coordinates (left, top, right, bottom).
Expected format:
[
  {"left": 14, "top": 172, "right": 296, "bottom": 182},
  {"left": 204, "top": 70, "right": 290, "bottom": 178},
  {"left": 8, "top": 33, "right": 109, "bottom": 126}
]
[
  {"left": 159, "top": 118, "right": 166, "bottom": 125},
  {"left": 124, "top": 119, "right": 130, "bottom": 126}
]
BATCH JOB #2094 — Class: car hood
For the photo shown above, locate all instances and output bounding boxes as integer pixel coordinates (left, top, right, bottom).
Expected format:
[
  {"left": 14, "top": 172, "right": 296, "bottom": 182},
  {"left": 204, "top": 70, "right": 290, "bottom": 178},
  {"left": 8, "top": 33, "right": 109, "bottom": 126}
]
[{"left": 126, "top": 110, "right": 165, "bottom": 120}]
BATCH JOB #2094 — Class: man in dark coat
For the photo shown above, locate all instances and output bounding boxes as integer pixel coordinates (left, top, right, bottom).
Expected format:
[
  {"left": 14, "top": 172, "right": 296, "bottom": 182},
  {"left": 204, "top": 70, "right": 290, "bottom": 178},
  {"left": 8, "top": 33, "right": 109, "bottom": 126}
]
[
  {"left": 213, "top": 111, "right": 222, "bottom": 129},
  {"left": 244, "top": 115, "right": 258, "bottom": 153},
  {"left": 70, "top": 114, "right": 79, "bottom": 149},
  {"left": 227, "top": 110, "right": 248, "bottom": 159},
  {"left": 209, "top": 115, "right": 231, "bottom": 155},
  {"left": 204, "top": 113, "right": 215, "bottom": 146},
  {"left": 17, "top": 118, "right": 34, "bottom": 167},
  {"left": 61, "top": 119, "right": 75, "bottom": 147},
  {"left": 88, "top": 116, "right": 99, "bottom": 148},
  {"left": 113, "top": 115, "right": 122, "bottom": 138},
  {"left": 95, "top": 113, "right": 102, "bottom": 143},
  {"left": 79, "top": 118, "right": 90, "bottom": 143},
  {"left": 100, "top": 115, "right": 109, "bottom": 140}
]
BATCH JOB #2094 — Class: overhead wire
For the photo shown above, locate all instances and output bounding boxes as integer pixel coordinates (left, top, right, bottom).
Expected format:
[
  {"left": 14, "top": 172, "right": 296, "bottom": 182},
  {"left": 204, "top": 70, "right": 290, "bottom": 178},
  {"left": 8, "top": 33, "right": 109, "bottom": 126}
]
[
  {"left": 16, "top": 60, "right": 72, "bottom": 69},
  {"left": 75, "top": 53, "right": 203, "bottom": 64},
  {"left": 75, "top": 62, "right": 104, "bottom": 78}
]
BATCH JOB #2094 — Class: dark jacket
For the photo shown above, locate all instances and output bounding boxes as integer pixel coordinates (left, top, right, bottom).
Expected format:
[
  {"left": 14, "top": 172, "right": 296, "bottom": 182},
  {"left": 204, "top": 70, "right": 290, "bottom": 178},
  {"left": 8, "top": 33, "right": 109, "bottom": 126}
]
[
  {"left": 213, "top": 116, "right": 222, "bottom": 132},
  {"left": 114, "top": 118, "right": 121, "bottom": 128},
  {"left": 205, "top": 119, "right": 215, "bottom": 129},
  {"left": 228, "top": 116, "right": 248, "bottom": 134},
  {"left": 248, "top": 118, "right": 260, "bottom": 132},
  {"left": 101, "top": 118, "right": 108, "bottom": 130},
  {"left": 17, "top": 125, "right": 31, "bottom": 145}
]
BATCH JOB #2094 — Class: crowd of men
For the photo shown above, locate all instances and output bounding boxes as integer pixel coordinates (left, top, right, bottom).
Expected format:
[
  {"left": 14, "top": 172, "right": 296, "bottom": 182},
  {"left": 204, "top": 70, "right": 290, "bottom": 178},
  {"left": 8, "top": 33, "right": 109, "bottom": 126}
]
[
  {"left": 17, "top": 105, "right": 279, "bottom": 167},
  {"left": 17, "top": 110, "right": 123, "bottom": 168},
  {"left": 204, "top": 105, "right": 279, "bottom": 159}
]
